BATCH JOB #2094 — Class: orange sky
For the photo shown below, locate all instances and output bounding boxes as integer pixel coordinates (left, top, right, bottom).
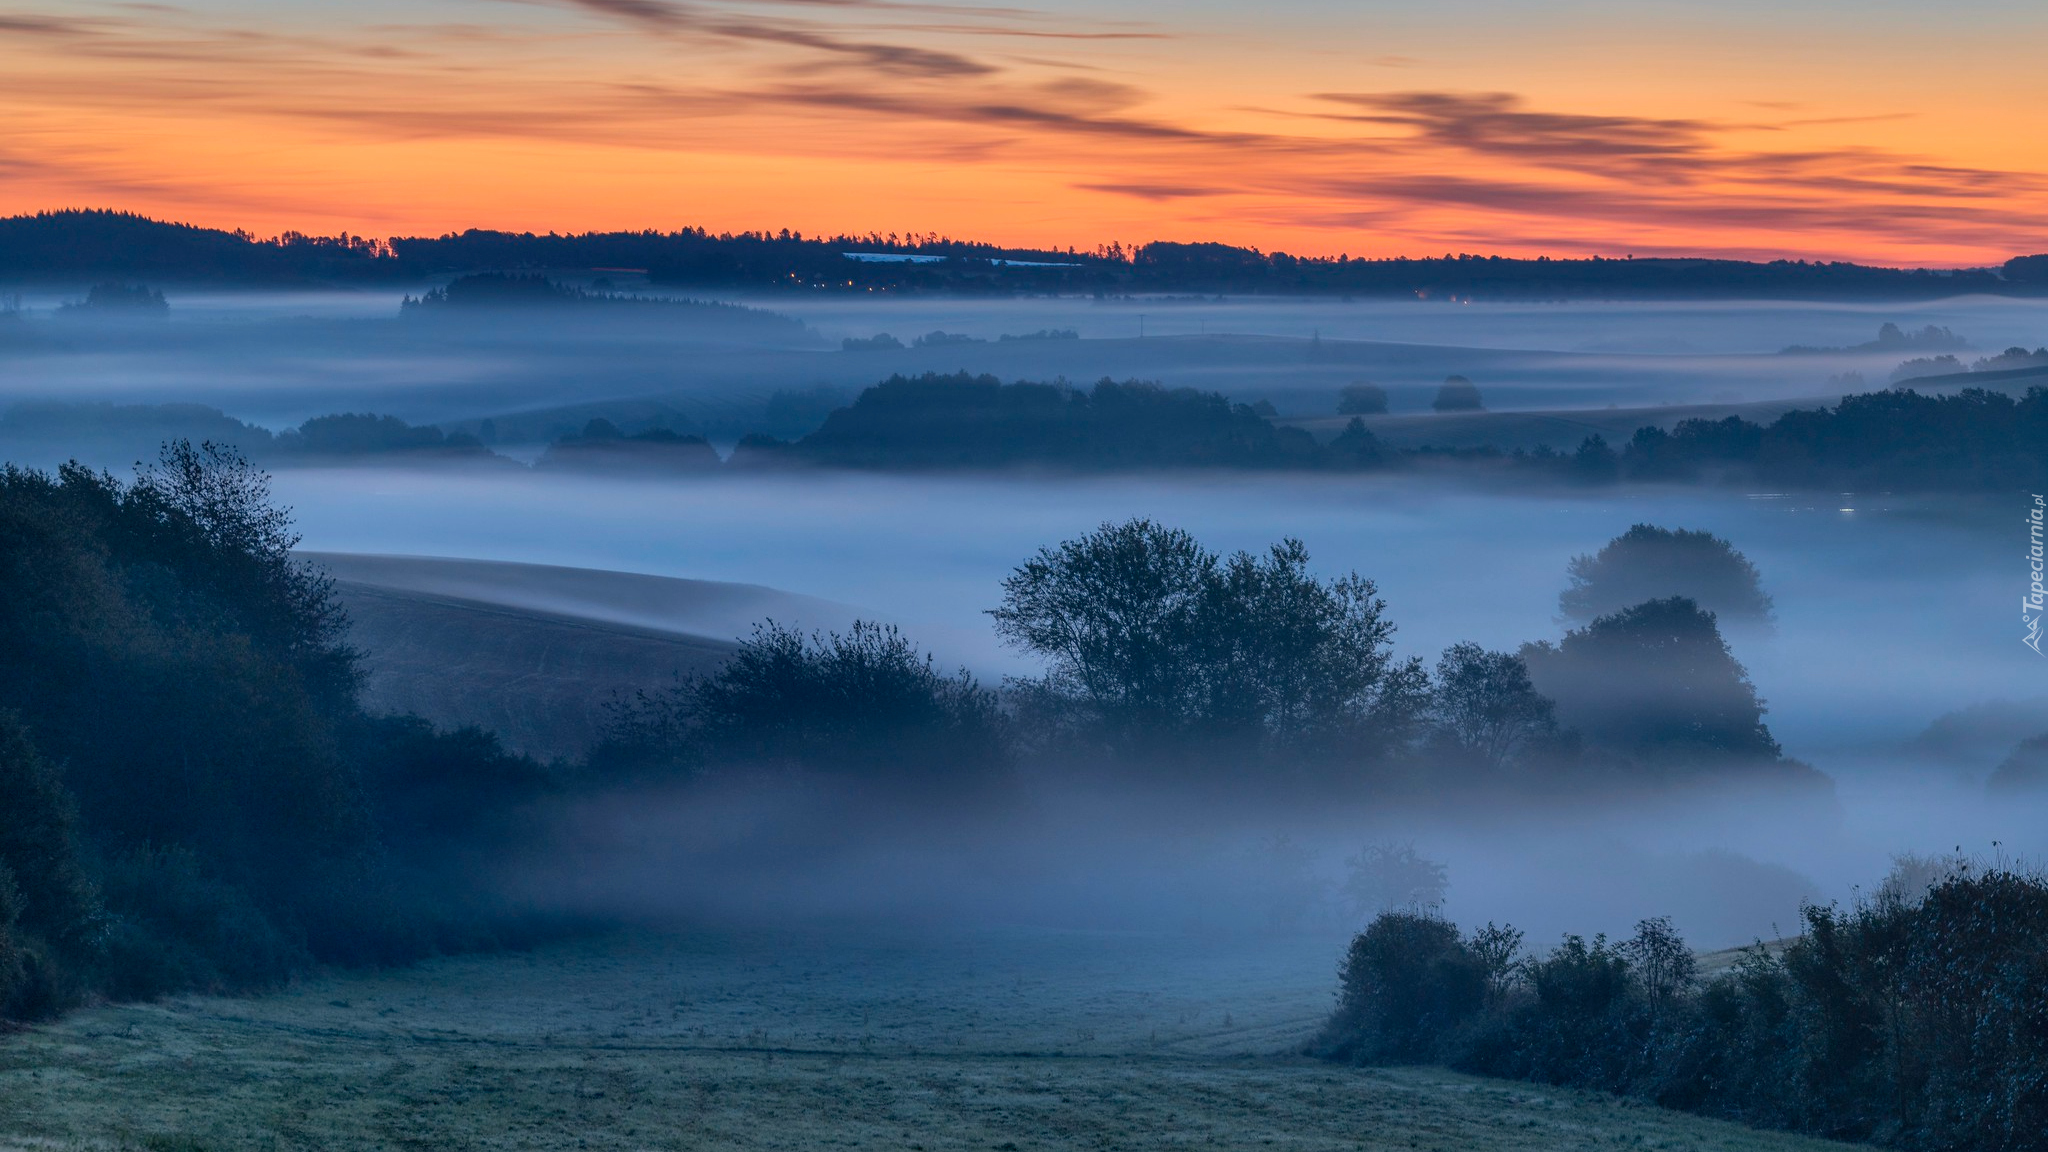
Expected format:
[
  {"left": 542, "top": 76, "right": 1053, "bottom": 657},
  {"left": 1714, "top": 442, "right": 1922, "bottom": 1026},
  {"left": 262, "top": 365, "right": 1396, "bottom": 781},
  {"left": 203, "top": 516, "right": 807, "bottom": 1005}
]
[{"left": 3, "top": 0, "right": 2045, "bottom": 264}]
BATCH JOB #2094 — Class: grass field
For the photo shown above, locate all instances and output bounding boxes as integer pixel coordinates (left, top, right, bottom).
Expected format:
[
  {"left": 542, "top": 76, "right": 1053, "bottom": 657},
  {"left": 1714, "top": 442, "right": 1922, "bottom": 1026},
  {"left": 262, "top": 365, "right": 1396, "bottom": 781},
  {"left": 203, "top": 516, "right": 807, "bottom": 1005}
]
[{"left": 0, "top": 927, "right": 1856, "bottom": 1152}]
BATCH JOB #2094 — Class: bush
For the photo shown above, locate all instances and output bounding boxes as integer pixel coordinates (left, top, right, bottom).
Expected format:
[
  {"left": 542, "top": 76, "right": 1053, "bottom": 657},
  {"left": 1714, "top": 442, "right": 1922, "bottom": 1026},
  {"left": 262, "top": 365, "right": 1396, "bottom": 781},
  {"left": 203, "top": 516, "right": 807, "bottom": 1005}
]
[
  {"left": 1315, "top": 867, "right": 2048, "bottom": 1152},
  {"left": 594, "top": 621, "right": 1009, "bottom": 794},
  {"left": 93, "top": 846, "right": 304, "bottom": 999},
  {"left": 1314, "top": 912, "right": 1486, "bottom": 1063}
]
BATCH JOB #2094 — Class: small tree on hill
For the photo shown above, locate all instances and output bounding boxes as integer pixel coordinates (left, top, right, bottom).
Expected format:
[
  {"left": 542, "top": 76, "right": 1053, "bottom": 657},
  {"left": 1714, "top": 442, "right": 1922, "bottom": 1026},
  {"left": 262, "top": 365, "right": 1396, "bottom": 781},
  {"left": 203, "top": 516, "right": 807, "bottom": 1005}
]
[
  {"left": 1338, "top": 382, "right": 1389, "bottom": 415},
  {"left": 1432, "top": 376, "right": 1484, "bottom": 412}
]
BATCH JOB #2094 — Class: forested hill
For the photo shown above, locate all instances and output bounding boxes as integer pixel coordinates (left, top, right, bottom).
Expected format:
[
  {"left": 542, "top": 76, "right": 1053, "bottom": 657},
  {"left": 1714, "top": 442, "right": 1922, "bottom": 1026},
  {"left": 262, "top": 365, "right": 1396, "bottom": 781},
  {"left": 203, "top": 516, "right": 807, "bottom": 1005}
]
[{"left": 3, "top": 209, "right": 2042, "bottom": 298}]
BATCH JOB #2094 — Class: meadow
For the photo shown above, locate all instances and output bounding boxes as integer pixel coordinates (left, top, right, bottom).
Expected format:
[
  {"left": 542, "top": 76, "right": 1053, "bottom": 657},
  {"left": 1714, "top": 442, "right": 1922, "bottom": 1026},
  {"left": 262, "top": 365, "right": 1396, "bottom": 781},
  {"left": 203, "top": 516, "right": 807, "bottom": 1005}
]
[{"left": 0, "top": 926, "right": 1859, "bottom": 1152}]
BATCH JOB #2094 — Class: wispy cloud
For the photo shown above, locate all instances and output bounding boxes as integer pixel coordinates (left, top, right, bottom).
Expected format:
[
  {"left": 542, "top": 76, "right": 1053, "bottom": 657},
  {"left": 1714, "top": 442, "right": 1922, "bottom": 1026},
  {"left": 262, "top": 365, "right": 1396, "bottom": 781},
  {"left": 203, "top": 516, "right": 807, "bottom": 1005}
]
[{"left": 0, "top": 3, "right": 2042, "bottom": 261}]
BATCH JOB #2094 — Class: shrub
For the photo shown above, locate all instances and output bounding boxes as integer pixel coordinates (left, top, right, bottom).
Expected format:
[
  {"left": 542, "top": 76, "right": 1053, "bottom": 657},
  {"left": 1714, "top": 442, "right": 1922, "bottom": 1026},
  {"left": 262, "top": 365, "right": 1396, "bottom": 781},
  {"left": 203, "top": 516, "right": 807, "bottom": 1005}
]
[
  {"left": 1314, "top": 911, "right": 1486, "bottom": 1063},
  {"left": 1315, "top": 867, "right": 2048, "bottom": 1152},
  {"left": 594, "top": 621, "right": 1009, "bottom": 794}
]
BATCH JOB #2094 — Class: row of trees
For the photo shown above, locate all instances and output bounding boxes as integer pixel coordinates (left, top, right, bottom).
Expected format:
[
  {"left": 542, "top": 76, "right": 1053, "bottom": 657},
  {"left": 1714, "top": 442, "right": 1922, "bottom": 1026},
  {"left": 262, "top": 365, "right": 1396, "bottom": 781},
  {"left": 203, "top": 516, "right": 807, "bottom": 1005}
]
[
  {"left": 594, "top": 519, "right": 1812, "bottom": 799},
  {"left": 0, "top": 444, "right": 557, "bottom": 1019},
  {"left": 8, "top": 210, "right": 2038, "bottom": 298},
  {"left": 741, "top": 375, "right": 2048, "bottom": 494},
  {"left": 1607, "top": 386, "right": 2048, "bottom": 491},
  {"left": 1315, "top": 861, "right": 2048, "bottom": 1151}
]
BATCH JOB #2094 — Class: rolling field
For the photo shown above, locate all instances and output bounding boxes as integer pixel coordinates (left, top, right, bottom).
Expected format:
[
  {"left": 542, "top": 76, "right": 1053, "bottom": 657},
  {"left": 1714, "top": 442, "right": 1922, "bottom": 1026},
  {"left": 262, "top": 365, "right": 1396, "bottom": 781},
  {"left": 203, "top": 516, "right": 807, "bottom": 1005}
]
[{"left": 0, "top": 927, "right": 1857, "bottom": 1152}]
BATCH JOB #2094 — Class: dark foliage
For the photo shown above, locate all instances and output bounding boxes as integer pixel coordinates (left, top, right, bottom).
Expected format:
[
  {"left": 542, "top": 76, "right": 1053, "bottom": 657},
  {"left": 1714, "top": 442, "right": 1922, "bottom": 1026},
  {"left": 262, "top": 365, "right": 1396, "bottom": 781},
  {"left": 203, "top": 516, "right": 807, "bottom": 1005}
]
[
  {"left": 6, "top": 211, "right": 2035, "bottom": 299},
  {"left": 1318, "top": 869, "right": 2048, "bottom": 1152},
  {"left": 1432, "top": 376, "right": 1484, "bottom": 412},
  {"left": 989, "top": 519, "right": 1427, "bottom": 772},
  {"left": 1613, "top": 387, "right": 2048, "bottom": 492},
  {"left": 57, "top": 282, "right": 169, "bottom": 314},
  {"left": 1561, "top": 524, "right": 1774, "bottom": 625},
  {"left": 792, "top": 373, "right": 1324, "bottom": 471},
  {"left": 0, "top": 443, "right": 558, "bottom": 1019},
  {"left": 842, "top": 333, "right": 905, "bottom": 351},
  {"left": 538, "top": 420, "right": 721, "bottom": 473},
  {"left": 1425, "top": 643, "right": 1561, "bottom": 773},
  {"left": 1314, "top": 912, "right": 1487, "bottom": 1063},
  {"left": 1337, "top": 382, "right": 1389, "bottom": 415},
  {"left": 0, "top": 713, "right": 101, "bottom": 1018},
  {"left": 592, "top": 621, "right": 1009, "bottom": 796},
  {"left": 1521, "top": 597, "right": 1788, "bottom": 773},
  {"left": 277, "top": 412, "right": 495, "bottom": 459}
]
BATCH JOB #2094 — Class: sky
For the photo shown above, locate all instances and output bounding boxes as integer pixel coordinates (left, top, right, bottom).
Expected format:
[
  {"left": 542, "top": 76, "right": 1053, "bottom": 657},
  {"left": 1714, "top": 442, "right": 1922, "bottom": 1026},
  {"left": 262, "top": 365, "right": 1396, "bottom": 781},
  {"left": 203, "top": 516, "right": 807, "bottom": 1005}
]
[{"left": 2, "top": 0, "right": 2044, "bottom": 264}]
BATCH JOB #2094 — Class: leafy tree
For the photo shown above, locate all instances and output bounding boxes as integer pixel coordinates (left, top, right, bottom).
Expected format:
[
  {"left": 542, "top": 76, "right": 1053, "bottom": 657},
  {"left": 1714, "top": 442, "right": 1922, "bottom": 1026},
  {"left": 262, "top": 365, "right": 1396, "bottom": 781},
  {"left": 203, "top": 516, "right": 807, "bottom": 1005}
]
[
  {"left": 1622, "top": 916, "right": 1697, "bottom": 1023},
  {"left": 1428, "top": 643, "right": 1560, "bottom": 772},
  {"left": 1561, "top": 525, "right": 1773, "bottom": 625},
  {"left": 1571, "top": 434, "right": 1620, "bottom": 484},
  {"left": 1337, "top": 382, "right": 1389, "bottom": 415},
  {"left": 1327, "top": 417, "right": 1384, "bottom": 467},
  {"left": 1521, "top": 597, "right": 1781, "bottom": 769},
  {"left": 1468, "top": 922, "right": 1525, "bottom": 1003},
  {"left": 1432, "top": 376, "right": 1484, "bottom": 412},
  {"left": 990, "top": 519, "right": 1214, "bottom": 741},
  {"left": 990, "top": 519, "right": 1426, "bottom": 766}
]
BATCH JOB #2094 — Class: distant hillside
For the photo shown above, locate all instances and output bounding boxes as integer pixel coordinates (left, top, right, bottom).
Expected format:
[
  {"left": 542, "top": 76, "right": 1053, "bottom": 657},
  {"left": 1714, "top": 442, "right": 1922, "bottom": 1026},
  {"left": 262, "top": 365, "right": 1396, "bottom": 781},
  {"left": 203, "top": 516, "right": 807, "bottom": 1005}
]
[
  {"left": 339, "top": 583, "right": 733, "bottom": 762},
  {"left": 3, "top": 209, "right": 2042, "bottom": 298},
  {"left": 314, "top": 553, "right": 864, "bottom": 760}
]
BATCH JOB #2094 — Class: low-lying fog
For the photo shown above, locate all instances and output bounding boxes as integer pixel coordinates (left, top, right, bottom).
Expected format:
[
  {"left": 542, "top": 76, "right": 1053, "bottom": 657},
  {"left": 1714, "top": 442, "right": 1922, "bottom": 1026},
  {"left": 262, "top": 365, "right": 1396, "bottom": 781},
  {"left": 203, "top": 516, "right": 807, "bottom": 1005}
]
[
  {"left": 270, "top": 463, "right": 2048, "bottom": 949},
  {"left": 6, "top": 291, "right": 2046, "bottom": 427},
  {"left": 9, "top": 289, "right": 2045, "bottom": 958}
]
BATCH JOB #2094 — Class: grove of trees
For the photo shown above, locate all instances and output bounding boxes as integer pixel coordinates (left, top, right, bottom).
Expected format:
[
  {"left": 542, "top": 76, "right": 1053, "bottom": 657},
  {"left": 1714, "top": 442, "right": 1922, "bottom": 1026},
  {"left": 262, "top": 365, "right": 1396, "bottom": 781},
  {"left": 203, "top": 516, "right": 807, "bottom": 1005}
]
[{"left": 0, "top": 444, "right": 558, "bottom": 1017}]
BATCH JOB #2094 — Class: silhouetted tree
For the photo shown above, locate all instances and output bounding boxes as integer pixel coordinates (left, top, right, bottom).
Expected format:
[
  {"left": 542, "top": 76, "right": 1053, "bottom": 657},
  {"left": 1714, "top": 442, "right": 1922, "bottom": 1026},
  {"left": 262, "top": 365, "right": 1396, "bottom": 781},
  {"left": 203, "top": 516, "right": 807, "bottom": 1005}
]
[
  {"left": 595, "top": 621, "right": 1008, "bottom": 792},
  {"left": 1427, "top": 643, "right": 1560, "bottom": 772},
  {"left": 1521, "top": 597, "right": 1781, "bottom": 770},
  {"left": 0, "top": 713, "right": 100, "bottom": 1018},
  {"left": 1571, "top": 434, "right": 1620, "bottom": 484},
  {"left": 990, "top": 519, "right": 1426, "bottom": 767},
  {"left": 1341, "top": 843, "right": 1449, "bottom": 921},
  {"left": 1314, "top": 911, "right": 1486, "bottom": 1063},
  {"left": 1338, "top": 382, "right": 1390, "bottom": 415},
  {"left": 1432, "top": 376, "right": 1484, "bottom": 412},
  {"left": 1560, "top": 525, "right": 1773, "bottom": 626},
  {"left": 1327, "top": 417, "right": 1385, "bottom": 467}
]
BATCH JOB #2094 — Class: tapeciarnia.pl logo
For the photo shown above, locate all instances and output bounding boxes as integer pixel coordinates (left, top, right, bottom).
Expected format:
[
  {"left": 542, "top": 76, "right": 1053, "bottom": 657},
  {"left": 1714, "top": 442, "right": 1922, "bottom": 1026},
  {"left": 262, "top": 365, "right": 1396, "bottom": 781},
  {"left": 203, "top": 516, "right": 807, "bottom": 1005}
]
[{"left": 2028, "top": 494, "right": 2046, "bottom": 655}]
